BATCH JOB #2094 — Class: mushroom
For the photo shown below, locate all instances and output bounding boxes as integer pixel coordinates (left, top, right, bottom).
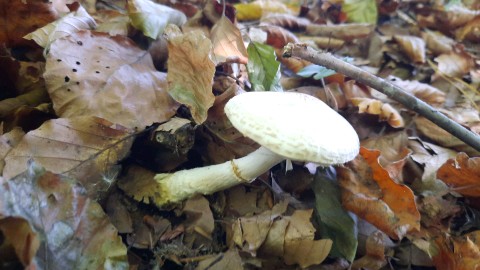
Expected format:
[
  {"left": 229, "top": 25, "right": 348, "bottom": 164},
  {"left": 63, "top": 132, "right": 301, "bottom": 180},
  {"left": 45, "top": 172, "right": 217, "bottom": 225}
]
[{"left": 153, "top": 91, "right": 359, "bottom": 207}]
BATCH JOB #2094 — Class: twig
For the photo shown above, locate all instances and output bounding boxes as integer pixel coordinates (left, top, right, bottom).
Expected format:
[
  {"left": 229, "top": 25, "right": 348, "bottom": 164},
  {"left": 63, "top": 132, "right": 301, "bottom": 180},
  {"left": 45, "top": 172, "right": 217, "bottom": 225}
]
[{"left": 283, "top": 43, "right": 480, "bottom": 152}]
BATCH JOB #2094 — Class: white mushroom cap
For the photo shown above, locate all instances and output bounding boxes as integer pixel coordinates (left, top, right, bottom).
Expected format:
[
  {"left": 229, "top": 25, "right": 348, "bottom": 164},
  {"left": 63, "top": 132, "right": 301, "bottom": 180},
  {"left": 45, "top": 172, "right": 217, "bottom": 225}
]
[{"left": 224, "top": 92, "right": 360, "bottom": 165}]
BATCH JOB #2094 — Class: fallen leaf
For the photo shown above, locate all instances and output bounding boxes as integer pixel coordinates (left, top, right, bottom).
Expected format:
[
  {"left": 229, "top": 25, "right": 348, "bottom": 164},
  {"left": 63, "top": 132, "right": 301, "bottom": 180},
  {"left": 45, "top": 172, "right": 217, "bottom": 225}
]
[
  {"left": 210, "top": 16, "right": 248, "bottom": 65},
  {"left": 0, "top": 217, "right": 40, "bottom": 267},
  {"left": 261, "top": 14, "right": 310, "bottom": 32},
  {"left": 388, "top": 76, "right": 446, "bottom": 107},
  {"left": 44, "top": 30, "right": 178, "bottom": 130},
  {"left": 306, "top": 23, "right": 374, "bottom": 41},
  {"left": 342, "top": 0, "right": 378, "bottom": 24},
  {"left": 437, "top": 152, "right": 480, "bottom": 197},
  {"left": 24, "top": 5, "right": 96, "bottom": 48},
  {"left": 0, "top": 127, "right": 25, "bottom": 174},
  {"left": 182, "top": 195, "right": 215, "bottom": 243},
  {"left": 338, "top": 147, "right": 421, "bottom": 240},
  {"left": 456, "top": 15, "right": 480, "bottom": 42},
  {"left": 0, "top": 166, "right": 128, "bottom": 269},
  {"left": 127, "top": 0, "right": 187, "bottom": 39},
  {"left": 93, "top": 10, "right": 130, "bottom": 36},
  {"left": 196, "top": 249, "right": 244, "bottom": 270},
  {"left": 283, "top": 210, "right": 333, "bottom": 268},
  {"left": 313, "top": 168, "right": 357, "bottom": 262},
  {"left": 3, "top": 116, "right": 134, "bottom": 199},
  {"left": 393, "top": 35, "right": 426, "bottom": 63},
  {"left": 351, "top": 231, "right": 388, "bottom": 270},
  {"left": 264, "top": 25, "right": 299, "bottom": 49},
  {"left": 435, "top": 48, "right": 475, "bottom": 78},
  {"left": 247, "top": 42, "right": 282, "bottom": 92},
  {"left": 350, "top": 97, "right": 404, "bottom": 128},
  {"left": 165, "top": 24, "right": 216, "bottom": 124},
  {"left": 234, "top": 0, "right": 292, "bottom": 21},
  {"left": 422, "top": 30, "right": 455, "bottom": 55},
  {"left": 432, "top": 231, "right": 480, "bottom": 270},
  {"left": 0, "top": 0, "right": 59, "bottom": 47}
]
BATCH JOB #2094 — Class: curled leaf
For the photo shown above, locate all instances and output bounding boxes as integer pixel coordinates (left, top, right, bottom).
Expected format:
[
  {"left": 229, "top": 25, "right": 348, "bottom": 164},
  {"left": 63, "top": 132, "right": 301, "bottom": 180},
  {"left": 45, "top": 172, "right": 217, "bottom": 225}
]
[{"left": 350, "top": 98, "right": 404, "bottom": 128}]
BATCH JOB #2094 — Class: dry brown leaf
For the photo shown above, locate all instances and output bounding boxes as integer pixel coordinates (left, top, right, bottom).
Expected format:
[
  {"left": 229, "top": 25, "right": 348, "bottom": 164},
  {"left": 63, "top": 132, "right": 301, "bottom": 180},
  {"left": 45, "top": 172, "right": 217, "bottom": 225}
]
[
  {"left": 117, "top": 165, "right": 158, "bottom": 205},
  {"left": 298, "top": 36, "right": 345, "bottom": 50},
  {"left": 263, "top": 25, "right": 299, "bottom": 49},
  {"left": 432, "top": 231, "right": 480, "bottom": 270},
  {"left": 415, "top": 117, "right": 480, "bottom": 157},
  {"left": 0, "top": 128, "right": 25, "bottom": 175},
  {"left": 196, "top": 249, "right": 244, "bottom": 270},
  {"left": 421, "top": 30, "right": 455, "bottom": 55},
  {"left": 351, "top": 97, "right": 405, "bottom": 128},
  {"left": 93, "top": 10, "right": 130, "bottom": 36},
  {"left": 283, "top": 210, "right": 332, "bottom": 268},
  {"left": 437, "top": 152, "right": 480, "bottom": 197},
  {"left": 305, "top": 23, "right": 374, "bottom": 41},
  {"left": 456, "top": 15, "right": 480, "bottom": 42},
  {"left": 0, "top": 0, "right": 59, "bottom": 47},
  {"left": 3, "top": 116, "right": 134, "bottom": 198},
  {"left": 44, "top": 30, "right": 178, "bottom": 130},
  {"left": 388, "top": 76, "right": 446, "bottom": 106},
  {"left": 210, "top": 16, "right": 248, "bottom": 65},
  {"left": 165, "top": 24, "right": 216, "bottom": 124},
  {"left": 0, "top": 217, "right": 40, "bottom": 268},
  {"left": 434, "top": 49, "right": 475, "bottom": 78},
  {"left": 338, "top": 147, "right": 421, "bottom": 240},
  {"left": 351, "top": 231, "right": 388, "bottom": 270},
  {"left": 261, "top": 14, "right": 310, "bottom": 32},
  {"left": 24, "top": 5, "right": 96, "bottom": 48},
  {"left": 182, "top": 195, "right": 215, "bottom": 241},
  {"left": 0, "top": 169, "right": 128, "bottom": 268},
  {"left": 393, "top": 35, "right": 426, "bottom": 63}
]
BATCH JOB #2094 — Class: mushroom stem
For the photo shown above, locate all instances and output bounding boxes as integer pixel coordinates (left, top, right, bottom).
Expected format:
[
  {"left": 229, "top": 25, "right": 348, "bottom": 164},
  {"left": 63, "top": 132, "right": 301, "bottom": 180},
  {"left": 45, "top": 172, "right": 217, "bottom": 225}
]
[{"left": 154, "top": 146, "right": 284, "bottom": 206}]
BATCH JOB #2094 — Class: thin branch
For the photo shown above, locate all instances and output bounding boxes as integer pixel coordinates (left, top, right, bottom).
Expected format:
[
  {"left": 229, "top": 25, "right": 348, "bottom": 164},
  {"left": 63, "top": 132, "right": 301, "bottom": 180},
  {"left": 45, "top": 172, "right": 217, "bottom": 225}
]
[{"left": 283, "top": 43, "right": 480, "bottom": 152}]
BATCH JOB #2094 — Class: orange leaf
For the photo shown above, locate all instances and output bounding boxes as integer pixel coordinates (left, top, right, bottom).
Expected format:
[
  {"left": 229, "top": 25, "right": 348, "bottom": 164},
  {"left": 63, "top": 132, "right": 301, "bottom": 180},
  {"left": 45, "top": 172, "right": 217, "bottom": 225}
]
[
  {"left": 437, "top": 152, "right": 480, "bottom": 197},
  {"left": 338, "top": 147, "right": 421, "bottom": 240},
  {"left": 432, "top": 232, "right": 480, "bottom": 270}
]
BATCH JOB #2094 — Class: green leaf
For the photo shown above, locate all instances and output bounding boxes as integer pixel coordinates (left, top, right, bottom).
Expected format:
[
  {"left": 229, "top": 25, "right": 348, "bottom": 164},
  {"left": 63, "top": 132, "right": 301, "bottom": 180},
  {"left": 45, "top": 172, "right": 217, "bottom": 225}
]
[
  {"left": 297, "top": 65, "right": 336, "bottom": 80},
  {"left": 313, "top": 167, "right": 358, "bottom": 262},
  {"left": 246, "top": 42, "right": 282, "bottom": 92},
  {"left": 127, "top": 0, "right": 186, "bottom": 39},
  {"left": 342, "top": 0, "right": 378, "bottom": 24}
]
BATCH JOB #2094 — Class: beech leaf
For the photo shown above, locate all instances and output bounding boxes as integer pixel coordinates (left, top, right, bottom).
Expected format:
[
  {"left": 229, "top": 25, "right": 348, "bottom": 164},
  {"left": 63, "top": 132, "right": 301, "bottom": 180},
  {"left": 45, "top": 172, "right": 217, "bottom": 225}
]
[
  {"left": 127, "top": 0, "right": 186, "bottom": 39},
  {"left": 3, "top": 116, "right": 134, "bottom": 198},
  {"left": 437, "top": 152, "right": 480, "bottom": 197},
  {"left": 0, "top": 166, "right": 128, "bottom": 269},
  {"left": 165, "top": 24, "right": 216, "bottom": 124},
  {"left": 24, "top": 5, "right": 96, "bottom": 48},
  {"left": 247, "top": 42, "right": 282, "bottom": 92},
  {"left": 44, "top": 30, "right": 178, "bottom": 130},
  {"left": 338, "top": 147, "right": 421, "bottom": 240},
  {"left": 210, "top": 16, "right": 248, "bottom": 65}
]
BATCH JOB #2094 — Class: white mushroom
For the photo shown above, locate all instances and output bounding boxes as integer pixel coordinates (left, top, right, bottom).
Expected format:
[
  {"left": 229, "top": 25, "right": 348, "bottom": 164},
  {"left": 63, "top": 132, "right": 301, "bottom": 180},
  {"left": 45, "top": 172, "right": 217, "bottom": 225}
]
[{"left": 153, "top": 92, "right": 359, "bottom": 207}]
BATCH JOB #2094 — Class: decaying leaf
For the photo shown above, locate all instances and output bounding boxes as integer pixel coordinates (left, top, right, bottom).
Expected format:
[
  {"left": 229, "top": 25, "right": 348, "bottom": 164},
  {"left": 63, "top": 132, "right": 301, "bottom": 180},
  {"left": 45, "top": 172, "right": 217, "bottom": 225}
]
[
  {"left": 3, "top": 116, "right": 134, "bottom": 198},
  {"left": 127, "top": 0, "right": 187, "bottom": 39},
  {"left": 393, "top": 35, "right": 426, "bottom": 63},
  {"left": 0, "top": 127, "right": 25, "bottom": 174},
  {"left": 351, "top": 231, "right": 388, "bottom": 270},
  {"left": 456, "top": 15, "right": 480, "bottom": 42},
  {"left": 0, "top": 0, "right": 59, "bottom": 47},
  {"left": 261, "top": 14, "right": 310, "bottom": 32},
  {"left": 422, "top": 30, "right": 455, "bottom": 55},
  {"left": 44, "top": 30, "right": 178, "bottom": 130},
  {"left": 0, "top": 167, "right": 128, "bottom": 269},
  {"left": 432, "top": 231, "right": 480, "bottom": 270},
  {"left": 210, "top": 16, "right": 248, "bottom": 65},
  {"left": 338, "top": 147, "right": 421, "bottom": 240},
  {"left": 350, "top": 97, "right": 404, "bottom": 128},
  {"left": 264, "top": 25, "right": 299, "bottom": 49},
  {"left": 165, "top": 24, "right": 216, "bottom": 124},
  {"left": 305, "top": 23, "right": 374, "bottom": 41},
  {"left": 434, "top": 49, "right": 475, "bottom": 78},
  {"left": 182, "top": 195, "right": 215, "bottom": 244},
  {"left": 196, "top": 249, "right": 244, "bottom": 270},
  {"left": 24, "top": 5, "right": 96, "bottom": 48},
  {"left": 388, "top": 76, "right": 446, "bottom": 106},
  {"left": 228, "top": 201, "right": 332, "bottom": 268},
  {"left": 0, "top": 217, "right": 40, "bottom": 268},
  {"left": 437, "top": 152, "right": 480, "bottom": 197}
]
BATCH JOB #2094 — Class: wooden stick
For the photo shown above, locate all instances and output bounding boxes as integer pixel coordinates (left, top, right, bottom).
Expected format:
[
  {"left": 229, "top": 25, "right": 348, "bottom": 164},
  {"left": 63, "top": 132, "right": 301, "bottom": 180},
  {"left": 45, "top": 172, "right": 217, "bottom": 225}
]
[{"left": 283, "top": 43, "right": 480, "bottom": 152}]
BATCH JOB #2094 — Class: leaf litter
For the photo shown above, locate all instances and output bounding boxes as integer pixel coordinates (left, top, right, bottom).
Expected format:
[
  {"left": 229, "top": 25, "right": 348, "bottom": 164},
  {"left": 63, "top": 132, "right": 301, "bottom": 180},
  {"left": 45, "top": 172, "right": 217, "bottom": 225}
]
[{"left": 1, "top": 0, "right": 480, "bottom": 269}]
